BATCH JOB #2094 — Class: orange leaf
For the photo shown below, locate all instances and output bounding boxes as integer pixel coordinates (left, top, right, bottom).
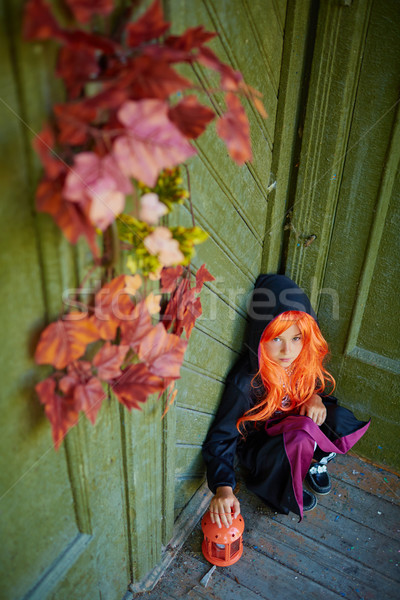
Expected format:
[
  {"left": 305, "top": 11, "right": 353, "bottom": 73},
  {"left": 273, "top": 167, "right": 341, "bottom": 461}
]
[
  {"left": 35, "top": 313, "right": 100, "bottom": 369},
  {"left": 181, "top": 296, "right": 202, "bottom": 338},
  {"left": 160, "top": 265, "right": 183, "bottom": 293},
  {"left": 119, "top": 300, "right": 153, "bottom": 351},
  {"left": 93, "top": 275, "right": 136, "bottom": 340},
  {"left": 253, "top": 96, "right": 268, "bottom": 119},
  {"left": 112, "top": 363, "right": 165, "bottom": 410},
  {"left": 139, "top": 322, "right": 187, "bottom": 379},
  {"left": 74, "top": 377, "right": 105, "bottom": 425},
  {"left": 216, "top": 92, "right": 252, "bottom": 165},
  {"left": 36, "top": 377, "right": 79, "bottom": 450},
  {"left": 195, "top": 263, "right": 215, "bottom": 292},
  {"left": 93, "top": 342, "right": 129, "bottom": 381},
  {"left": 161, "top": 383, "right": 178, "bottom": 419}
]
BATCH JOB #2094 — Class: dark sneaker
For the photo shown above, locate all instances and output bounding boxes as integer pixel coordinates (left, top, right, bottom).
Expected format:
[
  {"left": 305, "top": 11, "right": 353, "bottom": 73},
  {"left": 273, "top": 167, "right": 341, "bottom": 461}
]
[
  {"left": 303, "top": 489, "right": 317, "bottom": 511},
  {"left": 306, "top": 463, "right": 332, "bottom": 495}
]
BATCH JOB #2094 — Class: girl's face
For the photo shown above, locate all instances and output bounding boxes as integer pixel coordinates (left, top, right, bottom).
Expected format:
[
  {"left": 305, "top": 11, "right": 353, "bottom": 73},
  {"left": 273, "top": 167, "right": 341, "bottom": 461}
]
[{"left": 263, "top": 323, "right": 303, "bottom": 368}]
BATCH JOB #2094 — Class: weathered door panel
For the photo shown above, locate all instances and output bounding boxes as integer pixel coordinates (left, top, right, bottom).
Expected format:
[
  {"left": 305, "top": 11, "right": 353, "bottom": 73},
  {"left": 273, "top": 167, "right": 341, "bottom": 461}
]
[
  {"left": 0, "top": 2, "right": 131, "bottom": 598},
  {"left": 286, "top": 0, "right": 400, "bottom": 469}
]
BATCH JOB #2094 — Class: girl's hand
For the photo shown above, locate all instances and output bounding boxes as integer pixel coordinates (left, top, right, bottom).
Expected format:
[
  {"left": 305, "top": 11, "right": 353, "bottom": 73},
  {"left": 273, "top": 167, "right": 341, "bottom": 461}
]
[
  {"left": 209, "top": 486, "right": 240, "bottom": 529},
  {"left": 299, "top": 394, "right": 327, "bottom": 426}
]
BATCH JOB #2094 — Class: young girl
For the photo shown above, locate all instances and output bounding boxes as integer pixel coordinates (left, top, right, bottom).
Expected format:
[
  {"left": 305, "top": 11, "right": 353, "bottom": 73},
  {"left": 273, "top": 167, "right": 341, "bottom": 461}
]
[{"left": 202, "top": 274, "right": 370, "bottom": 527}]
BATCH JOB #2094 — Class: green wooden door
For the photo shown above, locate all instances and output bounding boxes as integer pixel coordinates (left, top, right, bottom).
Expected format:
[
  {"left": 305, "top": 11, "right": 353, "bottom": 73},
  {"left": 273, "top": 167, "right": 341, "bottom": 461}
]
[
  {"left": 284, "top": 0, "right": 400, "bottom": 469},
  {"left": 165, "top": 0, "right": 291, "bottom": 520},
  {"left": 0, "top": 0, "right": 166, "bottom": 597},
  {"left": 0, "top": 3, "right": 134, "bottom": 598},
  {"left": 0, "top": 0, "right": 293, "bottom": 596}
]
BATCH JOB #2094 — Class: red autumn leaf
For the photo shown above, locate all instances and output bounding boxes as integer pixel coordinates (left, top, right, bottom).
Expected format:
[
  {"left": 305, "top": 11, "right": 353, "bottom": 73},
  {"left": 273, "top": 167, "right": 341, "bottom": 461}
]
[
  {"left": 74, "top": 376, "right": 105, "bottom": 424},
  {"left": 216, "top": 92, "right": 252, "bottom": 165},
  {"left": 112, "top": 363, "right": 165, "bottom": 410},
  {"left": 160, "top": 265, "right": 183, "bottom": 293},
  {"left": 161, "top": 277, "right": 189, "bottom": 330},
  {"left": 93, "top": 342, "right": 129, "bottom": 381},
  {"left": 174, "top": 287, "right": 200, "bottom": 337},
  {"left": 119, "top": 300, "right": 154, "bottom": 352},
  {"left": 177, "top": 286, "right": 196, "bottom": 320},
  {"left": 168, "top": 96, "right": 215, "bottom": 139},
  {"left": 139, "top": 322, "right": 187, "bottom": 379},
  {"left": 143, "top": 45, "right": 192, "bottom": 64},
  {"left": 80, "top": 85, "right": 128, "bottom": 111},
  {"left": 195, "top": 263, "right": 215, "bottom": 292},
  {"left": 33, "top": 126, "right": 66, "bottom": 180},
  {"left": 60, "top": 30, "right": 119, "bottom": 54},
  {"left": 54, "top": 102, "right": 97, "bottom": 145},
  {"left": 59, "top": 361, "right": 93, "bottom": 396},
  {"left": 58, "top": 361, "right": 103, "bottom": 425},
  {"left": 126, "top": 0, "right": 170, "bottom": 48},
  {"left": 129, "top": 55, "right": 192, "bottom": 101},
  {"left": 23, "top": 0, "right": 119, "bottom": 52},
  {"left": 36, "top": 377, "right": 79, "bottom": 450},
  {"left": 35, "top": 313, "right": 100, "bottom": 369},
  {"left": 113, "top": 99, "right": 196, "bottom": 187},
  {"left": 161, "top": 384, "right": 178, "bottom": 419},
  {"left": 198, "top": 46, "right": 242, "bottom": 91},
  {"left": 65, "top": 0, "right": 114, "bottom": 24},
  {"left": 36, "top": 178, "right": 99, "bottom": 256},
  {"left": 56, "top": 46, "right": 100, "bottom": 100},
  {"left": 23, "top": 0, "right": 62, "bottom": 41},
  {"left": 92, "top": 275, "right": 136, "bottom": 340},
  {"left": 166, "top": 26, "right": 217, "bottom": 51},
  {"left": 180, "top": 296, "right": 202, "bottom": 338},
  {"left": 116, "top": 55, "right": 192, "bottom": 101},
  {"left": 36, "top": 177, "right": 66, "bottom": 217}
]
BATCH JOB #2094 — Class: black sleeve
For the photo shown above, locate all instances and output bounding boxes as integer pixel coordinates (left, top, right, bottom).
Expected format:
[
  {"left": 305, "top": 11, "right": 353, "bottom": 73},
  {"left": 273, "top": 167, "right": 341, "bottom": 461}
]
[{"left": 202, "top": 379, "right": 250, "bottom": 494}]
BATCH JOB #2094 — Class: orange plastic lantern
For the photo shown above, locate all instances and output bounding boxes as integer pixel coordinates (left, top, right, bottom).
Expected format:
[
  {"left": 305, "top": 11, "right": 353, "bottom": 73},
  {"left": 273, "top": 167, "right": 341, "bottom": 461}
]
[{"left": 201, "top": 511, "right": 245, "bottom": 566}]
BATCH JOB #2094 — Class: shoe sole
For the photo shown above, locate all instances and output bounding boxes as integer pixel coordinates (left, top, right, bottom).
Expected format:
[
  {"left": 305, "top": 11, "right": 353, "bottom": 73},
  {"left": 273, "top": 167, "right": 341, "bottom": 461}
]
[
  {"left": 303, "top": 499, "right": 317, "bottom": 511},
  {"left": 305, "top": 481, "right": 331, "bottom": 496}
]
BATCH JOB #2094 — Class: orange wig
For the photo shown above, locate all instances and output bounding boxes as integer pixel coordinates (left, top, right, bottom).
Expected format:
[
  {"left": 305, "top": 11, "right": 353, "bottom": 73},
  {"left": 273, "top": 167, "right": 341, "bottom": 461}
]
[{"left": 237, "top": 311, "right": 335, "bottom": 432}]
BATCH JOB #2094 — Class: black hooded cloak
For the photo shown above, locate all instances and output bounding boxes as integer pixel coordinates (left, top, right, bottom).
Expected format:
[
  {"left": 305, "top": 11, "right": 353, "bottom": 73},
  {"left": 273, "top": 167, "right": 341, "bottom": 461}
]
[{"left": 202, "top": 274, "right": 370, "bottom": 518}]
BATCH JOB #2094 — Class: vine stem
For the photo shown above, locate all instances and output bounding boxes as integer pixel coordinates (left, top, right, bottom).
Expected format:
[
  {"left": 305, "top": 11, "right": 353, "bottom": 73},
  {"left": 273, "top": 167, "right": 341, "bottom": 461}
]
[
  {"left": 72, "top": 264, "right": 101, "bottom": 303},
  {"left": 182, "top": 163, "right": 195, "bottom": 228}
]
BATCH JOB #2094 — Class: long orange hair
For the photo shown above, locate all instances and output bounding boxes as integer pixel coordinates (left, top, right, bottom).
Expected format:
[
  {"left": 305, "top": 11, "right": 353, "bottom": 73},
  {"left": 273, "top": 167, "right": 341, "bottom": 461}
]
[{"left": 237, "top": 311, "right": 335, "bottom": 432}]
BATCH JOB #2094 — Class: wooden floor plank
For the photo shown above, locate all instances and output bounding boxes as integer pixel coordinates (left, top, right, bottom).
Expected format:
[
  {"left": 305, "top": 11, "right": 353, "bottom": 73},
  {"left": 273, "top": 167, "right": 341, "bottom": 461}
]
[
  {"left": 240, "top": 498, "right": 398, "bottom": 599},
  {"left": 331, "top": 453, "right": 400, "bottom": 505},
  {"left": 134, "top": 551, "right": 271, "bottom": 600},
  {"left": 183, "top": 529, "right": 347, "bottom": 600},
  {"left": 132, "top": 455, "right": 400, "bottom": 600},
  {"left": 240, "top": 488, "right": 399, "bottom": 581}
]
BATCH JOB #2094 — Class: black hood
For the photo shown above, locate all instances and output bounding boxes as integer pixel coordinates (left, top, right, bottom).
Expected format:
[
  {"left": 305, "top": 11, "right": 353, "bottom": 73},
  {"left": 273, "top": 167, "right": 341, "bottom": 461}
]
[{"left": 246, "top": 274, "right": 317, "bottom": 372}]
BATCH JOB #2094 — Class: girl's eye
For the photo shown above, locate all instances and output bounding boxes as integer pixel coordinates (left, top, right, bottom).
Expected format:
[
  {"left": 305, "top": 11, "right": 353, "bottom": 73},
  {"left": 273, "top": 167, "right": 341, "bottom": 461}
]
[
  {"left": 273, "top": 337, "right": 281, "bottom": 342},
  {"left": 293, "top": 336, "right": 301, "bottom": 342}
]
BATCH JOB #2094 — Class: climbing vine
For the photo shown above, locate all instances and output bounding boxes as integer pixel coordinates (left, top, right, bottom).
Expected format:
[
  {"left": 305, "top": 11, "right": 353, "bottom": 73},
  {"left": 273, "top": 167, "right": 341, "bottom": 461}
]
[{"left": 24, "top": 0, "right": 266, "bottom": 449}]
